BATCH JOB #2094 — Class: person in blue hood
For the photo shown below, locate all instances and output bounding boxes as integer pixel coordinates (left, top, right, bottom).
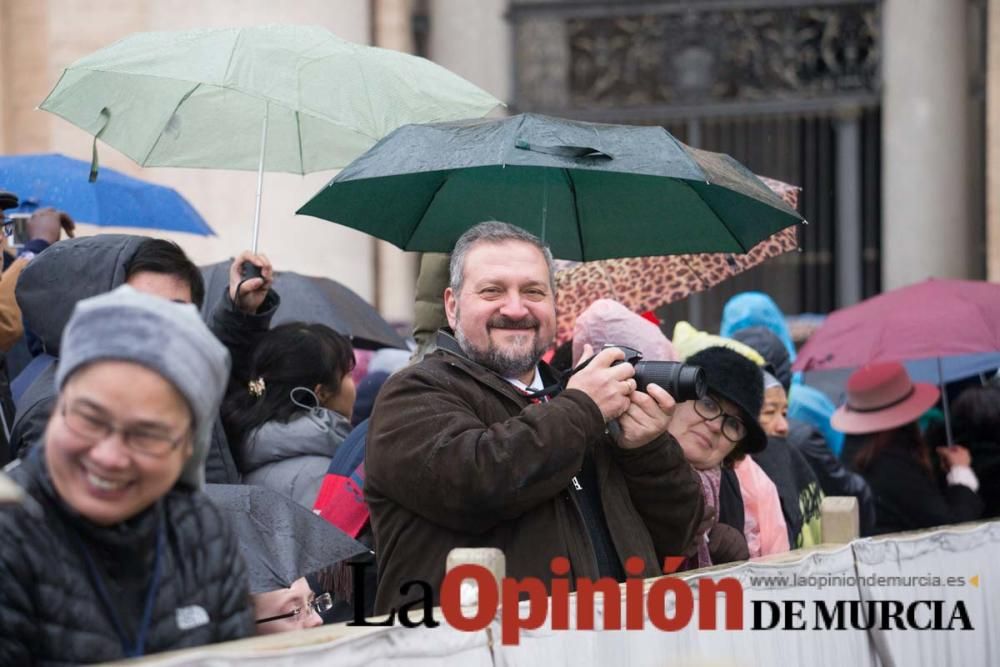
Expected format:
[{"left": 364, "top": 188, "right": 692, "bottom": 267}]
[{"left": 720, "top": 291, "right": 797, "bottom": 364}]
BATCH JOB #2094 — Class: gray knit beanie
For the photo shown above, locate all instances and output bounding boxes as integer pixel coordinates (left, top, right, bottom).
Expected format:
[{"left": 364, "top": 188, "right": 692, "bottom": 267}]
[{"left": 56, "top": 285, "right": 230, "bottom": 489}]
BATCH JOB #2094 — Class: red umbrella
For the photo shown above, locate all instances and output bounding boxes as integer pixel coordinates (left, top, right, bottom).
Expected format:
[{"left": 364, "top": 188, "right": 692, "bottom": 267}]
[{"left": 793, "top": 279, "right": 1000, "bottom": 372}]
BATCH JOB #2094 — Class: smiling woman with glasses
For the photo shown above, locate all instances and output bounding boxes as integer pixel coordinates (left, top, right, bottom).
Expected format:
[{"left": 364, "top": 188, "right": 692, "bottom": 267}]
[
  {"left": 666, "top": 346, "right": 771, "bottom": 568},
  {"left": 0, "top": 286, "right": 255, "bottom": 665},
  {"left": 252, "top": 578, "right": 329, "bottom": 635}
]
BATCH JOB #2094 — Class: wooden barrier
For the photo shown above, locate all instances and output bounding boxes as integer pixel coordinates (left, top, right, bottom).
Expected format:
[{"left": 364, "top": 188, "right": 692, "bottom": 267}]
[{"left": 820, "top": 496, "right": 860, "bottom": 544}]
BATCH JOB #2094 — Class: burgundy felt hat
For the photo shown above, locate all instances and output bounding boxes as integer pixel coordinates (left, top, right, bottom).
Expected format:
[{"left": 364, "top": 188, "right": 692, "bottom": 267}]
[{"left": 830, "top": 361, "right": 940, "bottom": 435}]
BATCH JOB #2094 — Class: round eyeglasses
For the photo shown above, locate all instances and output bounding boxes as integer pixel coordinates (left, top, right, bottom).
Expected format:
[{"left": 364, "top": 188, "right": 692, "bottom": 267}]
[
  {"left": 692, "top": 395, "right": 748, "bottom": 442},
  {"left": 255, "top": 592, "right": 334, "bottom": 625},
  {"left": 60, "top": 401, "right": 189, "bottom": 458}
]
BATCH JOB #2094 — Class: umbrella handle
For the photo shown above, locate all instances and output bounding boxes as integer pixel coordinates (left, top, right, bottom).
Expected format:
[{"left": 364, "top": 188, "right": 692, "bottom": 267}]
[
  {"left": 936, "top": 356, "right": 954, "bottom": 446},
  {"left": 251, "top": 104, "right": 269, "bottom": 254},
  {"left": 240, "top": 261, "right": 263, "bottom": 281},
  {"left": 515, "top": 140, "right": 613, "bottom": 161},
  {"left": 88, "top": 107, "right": 111, "bottom": 182}
]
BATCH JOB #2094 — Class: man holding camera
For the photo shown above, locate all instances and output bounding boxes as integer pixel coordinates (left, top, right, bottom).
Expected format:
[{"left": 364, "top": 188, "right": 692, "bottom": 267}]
[{"left": 365, "top": 221, "right": 704, "bottom": 613}]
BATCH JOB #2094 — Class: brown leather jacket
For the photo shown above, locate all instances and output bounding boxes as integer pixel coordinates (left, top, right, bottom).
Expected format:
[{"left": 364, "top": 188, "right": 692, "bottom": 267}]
[{"left": 365, "top": 333, "right": 704, "bottom": 613}]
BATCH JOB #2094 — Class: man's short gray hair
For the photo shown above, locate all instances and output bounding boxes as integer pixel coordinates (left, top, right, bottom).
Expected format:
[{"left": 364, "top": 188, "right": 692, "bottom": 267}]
[{"left": 449, "top": 221, "right": 556, "bottom": 295}]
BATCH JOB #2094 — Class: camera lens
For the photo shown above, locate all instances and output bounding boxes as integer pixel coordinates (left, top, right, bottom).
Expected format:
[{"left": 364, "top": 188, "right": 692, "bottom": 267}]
[{"left": 632, "top": 361, "right": 707, "bottom": 402}]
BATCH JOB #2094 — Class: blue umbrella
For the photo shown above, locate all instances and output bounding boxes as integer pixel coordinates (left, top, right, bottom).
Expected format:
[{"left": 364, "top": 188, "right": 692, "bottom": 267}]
[
  {"left": 0, "top": 153, "right": 213, "bottom": 236},
  {"left": 803, "top": 352, "right": 1000, "bottom": 405}
]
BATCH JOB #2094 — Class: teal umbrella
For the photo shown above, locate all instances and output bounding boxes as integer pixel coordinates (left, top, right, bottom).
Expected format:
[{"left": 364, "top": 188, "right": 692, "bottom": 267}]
[
  {"left": 298, "top": 114, "right": 804, "bottom": 261},
  {"left": 39, "top": 25, "right": 502, "bottom": 251}
]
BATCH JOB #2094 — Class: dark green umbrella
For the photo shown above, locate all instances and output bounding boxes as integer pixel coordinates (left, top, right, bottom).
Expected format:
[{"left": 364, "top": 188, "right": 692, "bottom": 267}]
[{"left": 298, "top": 113, "right": 804, "bottom": 261}]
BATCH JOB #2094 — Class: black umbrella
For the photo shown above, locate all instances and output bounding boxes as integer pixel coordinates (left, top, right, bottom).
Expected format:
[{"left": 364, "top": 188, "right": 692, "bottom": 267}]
[
  {"left": 204, "top": 484, "right": 368, "bottom": 593},
  {"left": 200, "top": 261, "right": 408, "bottom": 350}
]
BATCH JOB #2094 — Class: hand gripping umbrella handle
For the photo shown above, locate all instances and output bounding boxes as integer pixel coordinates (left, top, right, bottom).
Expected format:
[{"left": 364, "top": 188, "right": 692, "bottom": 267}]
[
  {"left": 240, "top": 261, "right": 263, "bottom": 281},
  {"left": 515, "top": 139, "right": 613, "bottom": 161}
]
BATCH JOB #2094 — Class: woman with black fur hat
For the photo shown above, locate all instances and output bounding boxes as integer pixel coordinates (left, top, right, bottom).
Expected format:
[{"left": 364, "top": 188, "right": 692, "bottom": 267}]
[{"left": 669, "top": 345, "right": 779, "bottom": 566}]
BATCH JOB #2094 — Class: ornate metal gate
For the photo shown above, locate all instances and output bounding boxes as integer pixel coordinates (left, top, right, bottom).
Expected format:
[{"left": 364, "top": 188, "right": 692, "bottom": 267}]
[{"left": 509, "top": 0, "right": 882, "bottom": 328}]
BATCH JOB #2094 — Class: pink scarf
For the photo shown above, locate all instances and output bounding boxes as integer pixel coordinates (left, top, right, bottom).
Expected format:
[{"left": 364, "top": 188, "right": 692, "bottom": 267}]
[{"left": 693, "top": 466, "right": 722, "bottom": 568}]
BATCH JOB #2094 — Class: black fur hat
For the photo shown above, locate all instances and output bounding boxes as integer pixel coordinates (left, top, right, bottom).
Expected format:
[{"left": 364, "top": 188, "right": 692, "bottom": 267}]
[{"left": 686, "top": 346, "right": 767, "bottom": 454}]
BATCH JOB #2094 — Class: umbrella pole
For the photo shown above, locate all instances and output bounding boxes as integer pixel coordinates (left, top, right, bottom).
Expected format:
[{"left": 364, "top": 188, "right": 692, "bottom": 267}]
[
  {"left": 250, "top": 103, "right": 269, "bottom": 254},
  {"left": 936, "top": 356, "right": 954, "bottom": 446}
]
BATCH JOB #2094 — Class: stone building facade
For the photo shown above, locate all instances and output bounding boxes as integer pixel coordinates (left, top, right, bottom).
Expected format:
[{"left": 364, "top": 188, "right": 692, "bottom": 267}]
[{"left": 1, "top": 0, "right": 995, "bottom": 327}]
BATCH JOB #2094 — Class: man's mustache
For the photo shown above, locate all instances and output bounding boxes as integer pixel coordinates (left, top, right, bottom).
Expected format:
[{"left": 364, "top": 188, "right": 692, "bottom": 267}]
[{"left": 487, "top": 315, "right": 540, "bottom": 330}]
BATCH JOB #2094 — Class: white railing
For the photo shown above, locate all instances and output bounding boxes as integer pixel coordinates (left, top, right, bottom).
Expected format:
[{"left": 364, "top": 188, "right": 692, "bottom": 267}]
[{"left": 129, "top": 520, "right": 999, "bottom": 667}]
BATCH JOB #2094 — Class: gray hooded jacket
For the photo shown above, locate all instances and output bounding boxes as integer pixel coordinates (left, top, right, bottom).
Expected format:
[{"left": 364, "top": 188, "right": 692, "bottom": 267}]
[{"left": 236, "top": 407, "right": 351, "bottom": 508}]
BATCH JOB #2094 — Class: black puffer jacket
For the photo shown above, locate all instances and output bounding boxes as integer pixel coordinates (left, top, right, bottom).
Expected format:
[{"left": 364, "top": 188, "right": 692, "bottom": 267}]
[
  {"left": 788, "top": 419, "right": 876, "bottom": 535},
  {"left": 752, "top": 434, "right": 823, "bottom": 548},
  {"left": 0, "top": 452, "right": 254, "bottom": 665}
]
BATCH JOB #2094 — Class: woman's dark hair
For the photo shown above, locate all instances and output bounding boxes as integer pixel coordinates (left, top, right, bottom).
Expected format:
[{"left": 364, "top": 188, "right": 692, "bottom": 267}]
[
  {"left": 222, "top": 322, "right": 355, "bottom": 450},
  {"left": 125, "top": 238, "right": 205, "bottom": 307},
  {"left": 950, "top": 386, "right": 1000, "bottom": 444},
  {"left": 853, "top": 421, "right": 933, "bottom": 477}
]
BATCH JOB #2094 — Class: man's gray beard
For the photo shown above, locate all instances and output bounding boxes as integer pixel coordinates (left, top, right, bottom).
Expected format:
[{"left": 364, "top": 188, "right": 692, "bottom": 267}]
[{"left": 454, "top": 326, "right": 548, "bottom": 379}]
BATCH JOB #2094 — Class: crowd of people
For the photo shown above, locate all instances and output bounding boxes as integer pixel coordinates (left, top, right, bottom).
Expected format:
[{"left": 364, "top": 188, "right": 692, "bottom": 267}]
[{"left": 0, "top": 205, "right": 996, "bottom": 663}]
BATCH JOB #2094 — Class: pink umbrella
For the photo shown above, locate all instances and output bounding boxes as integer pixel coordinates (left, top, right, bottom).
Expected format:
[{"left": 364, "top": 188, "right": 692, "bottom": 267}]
[
  {"left": 793, "top": 279, "right": 1000, "bottom": 373},
  {"left": 793, "top": 279, "right": 1000, "bottom": 444}
]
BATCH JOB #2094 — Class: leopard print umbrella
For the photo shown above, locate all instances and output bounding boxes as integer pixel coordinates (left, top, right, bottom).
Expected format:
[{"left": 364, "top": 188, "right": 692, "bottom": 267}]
[{"left": 554, "top": 177, "right": 800, "bottom": 344}]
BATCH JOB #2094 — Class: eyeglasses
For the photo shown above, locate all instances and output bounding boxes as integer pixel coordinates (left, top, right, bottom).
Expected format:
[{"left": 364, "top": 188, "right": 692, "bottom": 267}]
[
  {"left": 60, "top": 401, "right": 189, "bottom": 458},
  {"left": 692, "top": 395, "right": 748, "bottom": 443},
  {"left": 255, "top": 592, "right": 333, "bottom": 624}
]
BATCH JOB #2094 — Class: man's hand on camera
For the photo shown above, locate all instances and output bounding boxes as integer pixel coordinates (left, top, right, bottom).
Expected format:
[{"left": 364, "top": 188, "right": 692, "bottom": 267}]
[
  {"left": 565, "top": 344, "right": 636, "bottom": 421},
  {"left": 228, "top": 250, "right": 274, "bottom": 314},
  {"left": 618, "top": 382, "right": 676, "bottom": 450}
]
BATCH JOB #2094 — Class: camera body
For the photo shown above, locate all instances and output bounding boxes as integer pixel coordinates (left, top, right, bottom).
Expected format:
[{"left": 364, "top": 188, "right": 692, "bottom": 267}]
[
  {"left": 0, "top": 192, "right": 27, "bottom": 250},
  {"left": 606, "top": 345, "right": 707, "bottom": 403},
  {"left": 4, "top": 213, "right": 31, "bottom": 249}
]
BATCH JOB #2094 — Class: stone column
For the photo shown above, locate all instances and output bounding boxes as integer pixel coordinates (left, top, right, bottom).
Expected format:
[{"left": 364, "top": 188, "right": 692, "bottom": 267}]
[
  {"left": 1, "top": 0, "right": 53, "bottom": 154},
  {"left": 836, "top": 106, "right": 863, "bottom": 306},
  {"left": 0, "top": 1, "right": 8, "bottom": 154},
  {"left": 882, "top": 0, "right": 973, "bottom": 289},
  {"left": 989, "top": 0, "right": 1000, "bottom": 282},
  {"left": 428, "top": 0, "right": 511, "bottom": 105},
  {"left": 372, "top": 0, "right": 419, "bottom": 325}
]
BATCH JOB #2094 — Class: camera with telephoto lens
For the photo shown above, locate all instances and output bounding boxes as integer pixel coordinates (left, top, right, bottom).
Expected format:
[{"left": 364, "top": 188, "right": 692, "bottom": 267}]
[{"left": 605, "top": 344, "right": 707, "bottom": 402}]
